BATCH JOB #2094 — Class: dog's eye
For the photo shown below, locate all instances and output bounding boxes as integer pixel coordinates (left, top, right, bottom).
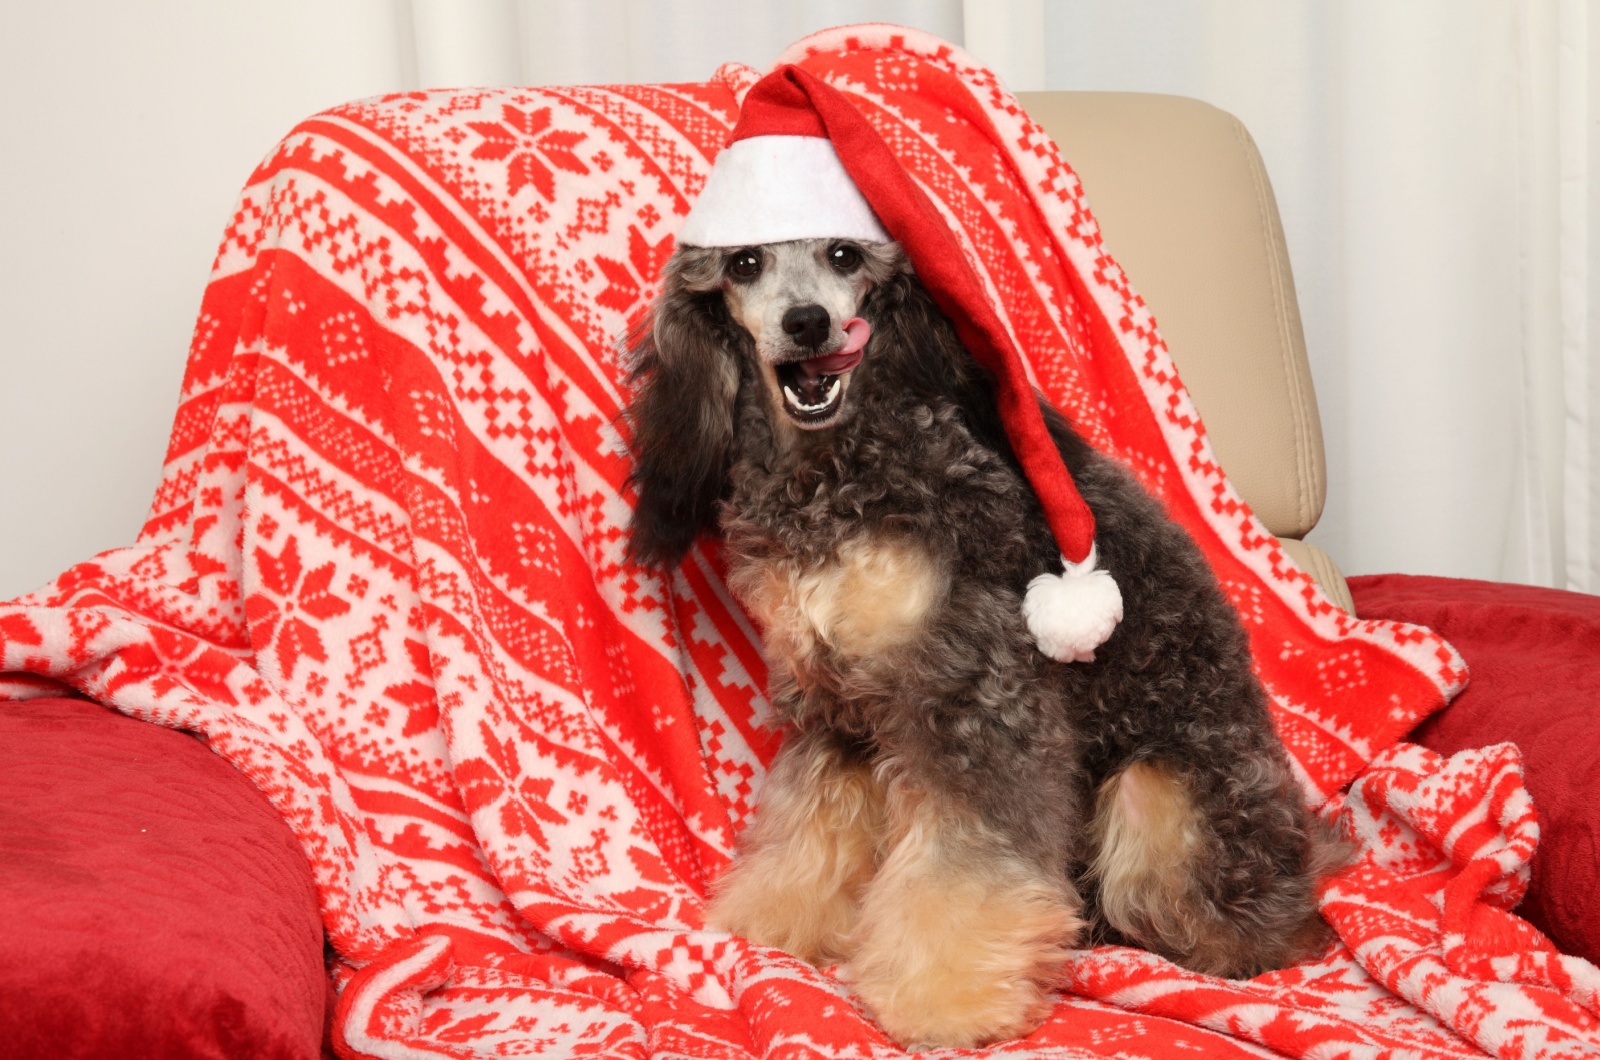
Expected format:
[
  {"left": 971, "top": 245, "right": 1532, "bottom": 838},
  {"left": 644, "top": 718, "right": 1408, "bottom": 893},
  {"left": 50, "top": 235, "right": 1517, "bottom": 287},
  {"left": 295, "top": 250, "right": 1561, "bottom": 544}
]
[
  {"left": 727, "top": 249, "right": 763, "bottom": 283},
  {"left": 828, "top": 244, "right": 863, "bottom": 273}
]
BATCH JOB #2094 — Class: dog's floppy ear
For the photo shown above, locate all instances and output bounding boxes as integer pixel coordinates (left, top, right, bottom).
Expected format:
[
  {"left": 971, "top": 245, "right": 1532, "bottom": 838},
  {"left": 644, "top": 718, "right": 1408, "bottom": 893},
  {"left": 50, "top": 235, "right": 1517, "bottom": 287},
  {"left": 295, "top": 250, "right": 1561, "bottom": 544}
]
[
  {"left": 863, "top": 268, "right": 1017, "bottom": 457},
  {"left": 623, "top": 253, "right": 744, "bottom": 570},
  {"left": 861, "top": 268, "right": 969, "bottom": 398}
]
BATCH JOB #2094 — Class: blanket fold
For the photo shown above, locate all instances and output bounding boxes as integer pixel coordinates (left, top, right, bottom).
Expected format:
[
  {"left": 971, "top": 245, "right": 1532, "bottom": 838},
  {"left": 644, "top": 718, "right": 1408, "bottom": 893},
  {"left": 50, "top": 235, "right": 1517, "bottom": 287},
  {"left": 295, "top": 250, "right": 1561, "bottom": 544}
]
[{"left": 3, "top": 23, "right": 1594, "bottom": 1059}]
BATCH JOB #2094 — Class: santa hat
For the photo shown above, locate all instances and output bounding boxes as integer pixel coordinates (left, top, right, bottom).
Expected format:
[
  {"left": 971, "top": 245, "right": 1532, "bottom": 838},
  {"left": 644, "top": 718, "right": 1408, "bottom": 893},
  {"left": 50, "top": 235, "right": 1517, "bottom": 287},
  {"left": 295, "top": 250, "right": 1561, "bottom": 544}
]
[{"left": 680, "top": 66, "right": 1122, "bottom": 664}]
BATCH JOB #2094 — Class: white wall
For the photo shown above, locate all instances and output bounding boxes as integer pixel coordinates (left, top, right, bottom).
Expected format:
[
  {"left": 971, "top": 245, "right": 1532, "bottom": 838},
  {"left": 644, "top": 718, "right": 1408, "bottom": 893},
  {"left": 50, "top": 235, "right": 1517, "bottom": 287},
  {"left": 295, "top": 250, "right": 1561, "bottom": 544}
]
[{"left": 0, "top": 2, "right": 410, "bottom": 599}]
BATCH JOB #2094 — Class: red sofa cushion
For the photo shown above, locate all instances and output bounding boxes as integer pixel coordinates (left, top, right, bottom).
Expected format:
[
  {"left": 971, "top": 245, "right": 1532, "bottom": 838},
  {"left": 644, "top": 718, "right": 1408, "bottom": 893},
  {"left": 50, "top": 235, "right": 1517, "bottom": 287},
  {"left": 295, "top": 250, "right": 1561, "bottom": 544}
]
[
  {"left": 1350, "top": 573, "right": 1600, "bottom": 965},
  {"left": 0, "top": 697, "right": 327, "bottom": 1059}
]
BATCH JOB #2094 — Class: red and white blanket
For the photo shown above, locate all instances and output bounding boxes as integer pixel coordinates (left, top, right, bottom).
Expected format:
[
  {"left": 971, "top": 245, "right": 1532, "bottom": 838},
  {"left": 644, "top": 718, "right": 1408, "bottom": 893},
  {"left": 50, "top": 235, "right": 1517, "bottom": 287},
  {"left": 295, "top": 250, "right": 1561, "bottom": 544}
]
[{"left": 3, "top": 24, "right": 1596, "bottom": 1059}]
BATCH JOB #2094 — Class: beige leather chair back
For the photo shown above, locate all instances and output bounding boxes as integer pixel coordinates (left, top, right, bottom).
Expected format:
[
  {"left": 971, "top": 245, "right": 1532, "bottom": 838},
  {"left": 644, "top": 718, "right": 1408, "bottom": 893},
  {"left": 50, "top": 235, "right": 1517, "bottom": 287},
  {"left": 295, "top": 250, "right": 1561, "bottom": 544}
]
[{"left": 1018, "top": 91, "right": 1352, "bottom": 612}]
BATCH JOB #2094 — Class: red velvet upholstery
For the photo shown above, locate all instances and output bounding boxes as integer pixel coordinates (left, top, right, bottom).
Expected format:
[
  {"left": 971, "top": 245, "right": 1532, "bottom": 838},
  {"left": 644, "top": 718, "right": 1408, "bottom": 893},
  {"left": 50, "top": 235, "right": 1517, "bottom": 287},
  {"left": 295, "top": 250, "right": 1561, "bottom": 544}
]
[
  {"left": 1351, "top": 574, "right": 1600, "bottom": 966},
  {"left": 0, "top": 697, "right": 327, "bottom": 1059}
]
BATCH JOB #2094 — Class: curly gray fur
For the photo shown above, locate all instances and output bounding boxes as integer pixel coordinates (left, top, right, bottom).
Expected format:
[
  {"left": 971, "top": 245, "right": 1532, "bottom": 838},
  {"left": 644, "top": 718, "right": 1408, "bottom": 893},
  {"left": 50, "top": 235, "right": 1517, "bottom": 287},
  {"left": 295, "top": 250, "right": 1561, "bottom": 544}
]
[{"left": 625, "top": 240, "right": 1339, "bottom": 980}]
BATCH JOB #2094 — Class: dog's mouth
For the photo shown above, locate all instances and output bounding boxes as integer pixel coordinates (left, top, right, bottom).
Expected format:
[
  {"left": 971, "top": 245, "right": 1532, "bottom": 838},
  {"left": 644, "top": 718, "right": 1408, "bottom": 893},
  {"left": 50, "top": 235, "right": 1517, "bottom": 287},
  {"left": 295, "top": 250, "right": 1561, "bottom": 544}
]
[{"left": 774, "top": 318, "right": 870, "bottom": 428}]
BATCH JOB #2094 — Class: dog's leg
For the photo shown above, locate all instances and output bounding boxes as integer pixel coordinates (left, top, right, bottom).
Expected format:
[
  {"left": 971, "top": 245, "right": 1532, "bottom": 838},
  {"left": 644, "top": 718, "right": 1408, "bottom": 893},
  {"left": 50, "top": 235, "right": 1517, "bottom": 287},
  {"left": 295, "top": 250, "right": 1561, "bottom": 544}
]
[
  {"left": 1089, "top": 758, "right": 1340, "bottom": 978},
  {"left": 706, "top": 729, "right": 885, "bottom": 965},
  {"left": 848, "top": 783, "right": 1082, "bottom": 1050}
]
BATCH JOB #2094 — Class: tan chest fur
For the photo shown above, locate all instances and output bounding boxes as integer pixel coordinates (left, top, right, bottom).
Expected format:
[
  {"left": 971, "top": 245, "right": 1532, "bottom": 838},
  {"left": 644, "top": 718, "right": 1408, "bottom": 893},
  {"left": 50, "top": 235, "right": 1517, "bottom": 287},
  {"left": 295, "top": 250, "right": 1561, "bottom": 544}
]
[{"left": 730, "top": 538, "right": 948, "bottom": 671}]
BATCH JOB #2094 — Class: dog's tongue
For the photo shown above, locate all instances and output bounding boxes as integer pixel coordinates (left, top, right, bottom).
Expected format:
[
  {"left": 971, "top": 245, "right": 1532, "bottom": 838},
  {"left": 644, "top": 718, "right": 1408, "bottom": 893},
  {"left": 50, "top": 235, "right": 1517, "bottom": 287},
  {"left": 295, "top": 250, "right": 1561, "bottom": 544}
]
[{"left": 797, "top": 317, "right": 870, "bottom": 380}]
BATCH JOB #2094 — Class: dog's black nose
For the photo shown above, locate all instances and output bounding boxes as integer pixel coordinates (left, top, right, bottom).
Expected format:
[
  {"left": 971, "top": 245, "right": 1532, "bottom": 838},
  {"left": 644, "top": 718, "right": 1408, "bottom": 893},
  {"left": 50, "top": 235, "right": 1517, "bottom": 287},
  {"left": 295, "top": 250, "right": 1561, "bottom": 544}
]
[{"left": 781, "top": 304, "right": 831, "bottom": 349}]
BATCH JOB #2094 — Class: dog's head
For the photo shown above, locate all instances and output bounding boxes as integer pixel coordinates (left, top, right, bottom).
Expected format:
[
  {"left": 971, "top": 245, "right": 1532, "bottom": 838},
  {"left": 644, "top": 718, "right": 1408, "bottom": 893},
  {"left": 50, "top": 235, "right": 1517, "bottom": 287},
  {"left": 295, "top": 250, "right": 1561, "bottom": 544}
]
[
  {"left": 700, "top": 239, "right": 901, "bottom": 429},
  {"left": 624, "top": 236, "right": 983, "bottom": 569}
]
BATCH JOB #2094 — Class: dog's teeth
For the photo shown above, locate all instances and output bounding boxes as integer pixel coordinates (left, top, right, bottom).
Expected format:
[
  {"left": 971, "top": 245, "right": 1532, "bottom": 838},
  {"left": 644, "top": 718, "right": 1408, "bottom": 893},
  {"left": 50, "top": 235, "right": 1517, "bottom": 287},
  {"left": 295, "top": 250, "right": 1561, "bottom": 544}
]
[{"left": 782, "top": 375, "right": 843, "bottom": 416}]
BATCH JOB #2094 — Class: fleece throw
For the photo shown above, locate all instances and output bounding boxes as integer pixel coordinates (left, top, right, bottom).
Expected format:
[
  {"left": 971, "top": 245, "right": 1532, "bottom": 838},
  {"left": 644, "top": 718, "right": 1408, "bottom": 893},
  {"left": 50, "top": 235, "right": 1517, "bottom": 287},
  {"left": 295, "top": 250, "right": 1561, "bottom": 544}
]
[{"left": 3, "top": 24, "right": 1597, "bottom": 1060}]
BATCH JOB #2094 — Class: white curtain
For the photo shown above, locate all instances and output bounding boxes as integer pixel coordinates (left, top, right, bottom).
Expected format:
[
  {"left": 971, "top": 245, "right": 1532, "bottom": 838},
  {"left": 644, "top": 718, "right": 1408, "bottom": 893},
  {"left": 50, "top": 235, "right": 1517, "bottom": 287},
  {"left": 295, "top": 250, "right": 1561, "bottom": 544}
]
[{"left": 3, "top": 1, "right": 1596, "bottom": 595}]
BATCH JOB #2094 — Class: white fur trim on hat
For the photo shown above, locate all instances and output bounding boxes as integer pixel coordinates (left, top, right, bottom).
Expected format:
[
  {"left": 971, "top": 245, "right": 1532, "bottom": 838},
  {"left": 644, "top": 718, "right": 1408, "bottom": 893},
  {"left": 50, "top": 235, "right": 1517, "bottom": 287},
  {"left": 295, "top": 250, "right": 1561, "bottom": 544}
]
[
  {"left": 1022, "top": 545, "right": 1123, "bottom": 664},
  {"left": 677, "top": 135, "right": 890, "bottom": 248}
]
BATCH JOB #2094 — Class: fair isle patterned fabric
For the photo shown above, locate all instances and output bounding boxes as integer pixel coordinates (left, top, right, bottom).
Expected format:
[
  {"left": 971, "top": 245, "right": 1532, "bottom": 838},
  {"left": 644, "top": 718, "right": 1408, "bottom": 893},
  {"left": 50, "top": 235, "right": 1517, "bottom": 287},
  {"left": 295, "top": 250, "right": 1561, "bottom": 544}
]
[{"left": 2, "top": 24, "right": 1596, "bottom": 1059}]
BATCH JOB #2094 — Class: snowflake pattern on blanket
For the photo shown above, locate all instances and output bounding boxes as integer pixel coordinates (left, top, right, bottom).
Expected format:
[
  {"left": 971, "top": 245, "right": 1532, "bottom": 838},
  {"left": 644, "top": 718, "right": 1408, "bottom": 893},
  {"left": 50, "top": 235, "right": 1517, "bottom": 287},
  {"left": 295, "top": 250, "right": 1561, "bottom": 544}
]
[{"left": 3, "top": 23, "right": 1597, "bottom": 1060}]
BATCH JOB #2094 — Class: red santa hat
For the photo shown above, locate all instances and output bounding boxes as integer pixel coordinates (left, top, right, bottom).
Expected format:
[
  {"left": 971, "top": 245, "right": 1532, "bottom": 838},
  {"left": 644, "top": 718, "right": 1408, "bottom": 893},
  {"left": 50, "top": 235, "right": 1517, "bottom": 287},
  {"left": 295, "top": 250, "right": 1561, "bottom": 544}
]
[{"left": 680, "top": 66, "right": 1122, "bottom": 663}]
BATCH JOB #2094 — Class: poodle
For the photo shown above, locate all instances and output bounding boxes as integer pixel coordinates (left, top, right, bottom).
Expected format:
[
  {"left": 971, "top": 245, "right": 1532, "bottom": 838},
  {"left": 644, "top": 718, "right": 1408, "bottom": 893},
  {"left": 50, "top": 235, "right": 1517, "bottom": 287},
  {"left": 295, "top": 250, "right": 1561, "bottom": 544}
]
[{"left": 623, "top": 236, "right": 1341, "bottom": 1050}]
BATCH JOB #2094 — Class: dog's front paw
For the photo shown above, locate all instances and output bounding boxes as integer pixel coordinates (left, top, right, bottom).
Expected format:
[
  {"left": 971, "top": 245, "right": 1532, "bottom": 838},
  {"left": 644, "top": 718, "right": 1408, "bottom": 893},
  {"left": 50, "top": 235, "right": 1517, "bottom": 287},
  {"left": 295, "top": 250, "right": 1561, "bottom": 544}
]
[{"left": 707, "top": 733, "right": 886, "bottom": 965}]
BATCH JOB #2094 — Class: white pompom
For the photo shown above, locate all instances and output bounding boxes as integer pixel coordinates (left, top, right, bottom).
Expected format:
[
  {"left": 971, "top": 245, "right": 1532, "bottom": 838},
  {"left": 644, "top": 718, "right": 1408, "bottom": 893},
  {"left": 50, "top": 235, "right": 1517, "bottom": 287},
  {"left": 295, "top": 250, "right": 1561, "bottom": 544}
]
[{"left": 1022, "top": 545, "right": 1123, "bottom": 663}]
